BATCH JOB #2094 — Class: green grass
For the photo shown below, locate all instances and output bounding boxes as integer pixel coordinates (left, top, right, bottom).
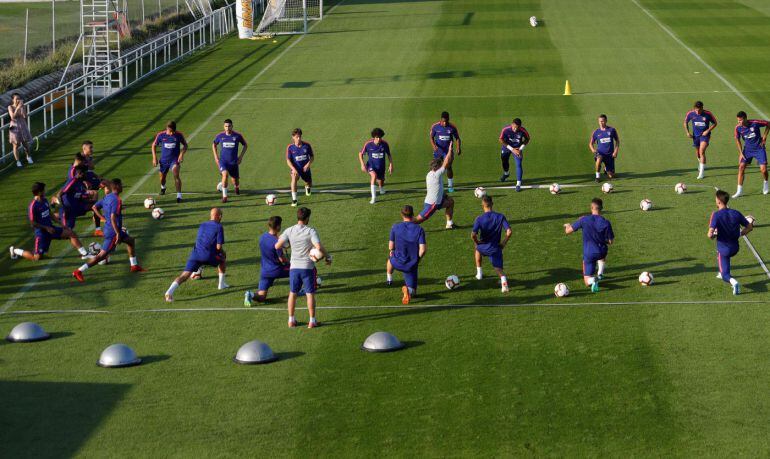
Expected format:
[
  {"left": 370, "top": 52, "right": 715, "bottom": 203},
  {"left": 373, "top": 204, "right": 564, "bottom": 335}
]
[{"left": 2, "top": 0, "right": 770, "bottom": 455}]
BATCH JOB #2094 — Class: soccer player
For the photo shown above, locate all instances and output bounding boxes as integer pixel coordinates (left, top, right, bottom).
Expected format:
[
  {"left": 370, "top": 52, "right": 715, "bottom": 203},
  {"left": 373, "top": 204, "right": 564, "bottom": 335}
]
[
  {"left": 386, "top": 205, "right": 426, "bottom": 305},
  {"left": 244, "top": 216, "right": 290, "bottom": 306},
  {"left": 9, "top": 182, "right": 91, "bottom": 261},
  {"left": 732, "top": 111, "right": 769, "bottom": 198},
  {"left": 56, "top": 165, "right": 97, "bottom": 230},
  {"left": 69, "top": 142, "right": 105, "bottom": 236},
  {"left": 275, "top": 207, "right": 331, "bottom": 328},
  {"left": 414, "top": 147, "right": 455, "bottom": 228},
  {"left": 429, "top": 111, "right": 461, "bottom": 193},
  {"left": 72, "top": 179, "right": 144, "bottom": 281},
  {"left": 165, "top": 208, "right": 227, "bottom": 301},
  {"left": 708, "top": 190, "right": 753, "bottom": 295},
  {"left": 358, "top": 127, "right": 393, "bottom": 204},
  {"left": 212, "top": 119, "right": 248, "bottom": 203},
  {"left": 471, "top": 195, "right": 512, "bottom": 293},
  {"left": 683, "top": 101, "right": 718, "bottom": 179},
  {"left": 286, "top": 128, "right": 314, "bottom": 207},
  {"left": 589, "top": 114, "right": 620, "bottom": 182},
  {"left": 563, "top": 198, "right": 614, "bottom": 293},
  {"left": 498, "top": 117, "right": 530, "bottom": 191},
  {"left": 152, "top": 121, "right": 188, "bottom": 203}
]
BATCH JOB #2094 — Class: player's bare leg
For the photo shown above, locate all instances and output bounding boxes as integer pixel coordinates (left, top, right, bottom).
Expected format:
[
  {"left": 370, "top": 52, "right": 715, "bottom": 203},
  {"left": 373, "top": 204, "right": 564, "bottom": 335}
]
[
  {"left": 220, "top": 170, "right": 229, "bottom": 203},
  {"left": 369, "top": 171, "right": 378, "bottom": 204},
  {"left": 217, "top": 258, "right": 228, "bottom": 289},
  {"left": 474, "top": 250, "right": 483, "bottom": 279},
  {"left": 594, "top": 157, "right": 603, "bottom": 183},
  {"left": 287, "top": 292, "right": 298, "bottom": 326},
  {"left": 494, "top": 267, "right": 509, "bottom": 293},
  {"left": 446, "top": 163, "right": 455, "bottom": 193},
  {"left": 123, "top": 236, "right": 145, "bottom": 272},
  {"left": 733, "top": 162, "right": 748, "bottom": 198},
  {"left": 290, "top": 172, "right": 299, "bottom": 206},
  {"left": 165, "top": 271, "right": 193, "bottom": 302},
  {"left": 697, "top": 142, "right": 708, "bottom": 179},
  {"left": 444, "top": 197, "right": 456, "bottom": 229},
  {"left": 159, "top": 171, "right": 168, "bottom": 194},
  {"left": 231, "top": 176, "right": 240, "bottom": 195},
  {"left": 304, "top": 179, "right": 312, "bottom": 197},
  {"left": 306, "top": 293, "right": 318, "bottom": 328},
  {"left": 172, "top": 164, "right": 182, "bottom": 202},
  {"left": 386, "top": 258, "right": 394, "bottom": 285},
  {"left": 761, "top": 164, "right": 769, "bottom": 194}
]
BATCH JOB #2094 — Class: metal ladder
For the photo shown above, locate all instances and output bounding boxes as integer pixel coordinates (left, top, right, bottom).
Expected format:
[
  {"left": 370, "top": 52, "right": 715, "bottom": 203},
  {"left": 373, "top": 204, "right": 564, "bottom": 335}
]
[{"left": 81, "top": 0, "right": 123, "bottom": 97}]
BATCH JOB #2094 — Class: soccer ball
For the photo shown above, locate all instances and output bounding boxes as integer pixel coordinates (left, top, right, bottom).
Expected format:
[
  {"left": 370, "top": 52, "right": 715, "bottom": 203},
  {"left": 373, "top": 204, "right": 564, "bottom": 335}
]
[
  {"left": 549, "top": 183, "right": 561, "bottom": 194},
  {"left": 143, "top": 197, "right": 156, "bottom": 209},
  {"left": 316, "top": 276, "right": 322, "bottom": 287},
  {"left": 675, "top": 182, "right": 687, "bottom": 194},
  {"left": 151, "top": 208, "right": 165, "bottom": 220},
  {"left": 265, "top": 194, "right": 277, "bottom": 206},
  {"left": 191, "top": 268, "right": 203, "bottom": 280},
  {"left": 601, "top": 182, "right": 614, "bottom": 193},
  {"left": 88, "top": 242, "right": 102, "bottom": 255},
  {"left": 638, "top": 271, "right": 654, "bottom": 286},
  {"left": 309, "top": 248, "right": 324, "bottom": 262},
  {"left": 474, "top": 187, "right": 486, "bottom": 199},
  {"left": 216, "top": 182, "right": 223, "bottom": 192},
  {"left": 529, "top": 16, "right": 538, "bottom": 27},
  {"left": 640, "top": 199, "right": 653, "bottom": 211},
  {"left": 445, "top": 275, "right": 460, "bottom": 290},
  {"left": 554, "top": 282, "right": 569, "bottom": 297},
  {"left": 746, "top": 215, "right": 756, "bottom": 226}
]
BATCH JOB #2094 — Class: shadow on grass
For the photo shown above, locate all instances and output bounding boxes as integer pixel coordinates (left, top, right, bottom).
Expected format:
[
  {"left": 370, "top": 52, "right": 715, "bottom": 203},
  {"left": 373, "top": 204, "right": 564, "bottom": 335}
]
[{"left": 140, "top": 354, "right": 171, "bottom": 365}]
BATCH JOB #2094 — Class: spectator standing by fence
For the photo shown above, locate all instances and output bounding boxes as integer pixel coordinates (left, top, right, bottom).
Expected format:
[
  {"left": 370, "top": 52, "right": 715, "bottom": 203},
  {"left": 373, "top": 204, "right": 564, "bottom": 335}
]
[{"left": 8, "top": 93, "right": 33, "bottom": 167}]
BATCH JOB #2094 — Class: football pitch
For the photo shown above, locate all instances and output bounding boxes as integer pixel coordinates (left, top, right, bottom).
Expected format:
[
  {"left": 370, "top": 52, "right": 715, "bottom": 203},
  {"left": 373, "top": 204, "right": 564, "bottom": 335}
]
[{"left": 2, "top": 0, "right": 770, "bottom": 455}]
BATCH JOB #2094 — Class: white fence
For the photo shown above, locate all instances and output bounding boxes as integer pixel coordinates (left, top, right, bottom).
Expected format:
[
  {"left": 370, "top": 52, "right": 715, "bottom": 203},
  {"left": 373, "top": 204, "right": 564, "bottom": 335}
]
[{"left": 0, "top": 3, "right": 236, "bottom": 164}]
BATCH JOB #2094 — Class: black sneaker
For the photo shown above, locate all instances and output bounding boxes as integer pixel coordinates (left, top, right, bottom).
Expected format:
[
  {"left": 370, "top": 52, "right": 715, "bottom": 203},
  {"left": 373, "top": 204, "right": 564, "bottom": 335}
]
[
  {"left": 500, "top": 174, "right": 508, "bottom": 182},
  {"left": 160, "top": 188, "right": 166, "bottom": 195},
  {"left": 176, "top": 197, "right": 182, "bottom": 203},
  {"left": 594, "top": 177, "right": 600, "bottom": 183}
]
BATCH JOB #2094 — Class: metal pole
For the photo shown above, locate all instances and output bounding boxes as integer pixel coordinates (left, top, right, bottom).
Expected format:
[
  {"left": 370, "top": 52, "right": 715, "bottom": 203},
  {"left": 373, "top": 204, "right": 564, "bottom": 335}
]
[
  {"left": 158, "top": 0, "right": 161, "bottom": 17},
  {"left": 52, "top": 0, "right": 56, "bottom": 53},
  {"left": 303, "top": 0, "right": 307, "bottom": 34},
  {"left": 24, "top": 9, "right": 29, "bottom": 64},
  {"left": 141, "top": 0, "right": 145, "bottom": 24},
  {"left": 176, "top": 0, "right": 178, "bottom": 15}
]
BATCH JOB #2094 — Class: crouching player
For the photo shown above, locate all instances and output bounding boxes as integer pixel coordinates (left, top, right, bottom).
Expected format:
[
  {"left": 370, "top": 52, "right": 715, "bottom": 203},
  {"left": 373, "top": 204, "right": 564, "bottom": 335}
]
[
  {"left": 244, "top": 216, "right": 290, "bottom": 306},
  {"left": 358, "top": 128, "right": 393, "bottom": 204},
  {"left": 386, "top": 205, "right": 426, "bottom": 305},
  {"left": 708, "top": 190, "right": 753, "bottom": 295},
  {"left": 72, "top": 179, "right": 144, "bottom": 281},
  {"left": 471, "top": 195, "right": 512, "bottom": 292},
  {"left": 165, "top": 208, "right": 227, "bottom": 301},
  {"left": 564, "top": 198, "right": 614, "bottom": 293},
  {"left": 9, "top": 182, "right": 91, "bottom": 261}
]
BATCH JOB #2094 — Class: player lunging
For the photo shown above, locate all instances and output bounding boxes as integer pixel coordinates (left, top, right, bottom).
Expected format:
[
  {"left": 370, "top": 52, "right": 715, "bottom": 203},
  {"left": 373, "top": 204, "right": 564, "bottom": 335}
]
[
  {"left": 564, "top": 198, "right": 614, "bottom": 293},
  {"left": 471, "top": 195, "right": 512, "bottom": 293},
  {"left": 414, "top": 147, "right": 455, "bottom": 228},
  {"left": 244, "top": 216, "right": 290, "bottom": 306},
  {"left": 683, "top": 101, "right": 717, "bottom": 180},
  {"left": 732, "top": 111, "right": 769, "bottom": 198},
  {"left": 386, "top": 205, "right": 426, "bottom": 305},
  {"left": 708, "top": 190, "right": 753, "bottom": 295},
  {"left": 56, "top": 165, "right": 97, "bottom": 231},
  {"left": 212, "top": 119, "right": 248, "bottom": 203},
  {"left": 79, "top": 140, "right": 107, "bottom": 236},
  {"left": 358, "top": 128, "right": 393, "bottom": 204},
  {"left": 152, "top": 121, "right": 188, "bottom": 203},
  {"left": 429, "top": 111, "right": 461, "bottom": 193},
  {"left": 72, "top": 179, "right": 144, "bottom": 281},
  {"left": 9, "top": 182, "right": 91, "bottom": 261},
  {"left": 286, "top": 128, "right": 314, "bottom": 207},
  {"left": 498, "top": 117, "right": 530, "bottom": 191},
  {"left": 165, "top": 208, "right": 228, "bottom": 301},
  {"left": 589, "top": 114, "right": 620, "bottom": 182}
]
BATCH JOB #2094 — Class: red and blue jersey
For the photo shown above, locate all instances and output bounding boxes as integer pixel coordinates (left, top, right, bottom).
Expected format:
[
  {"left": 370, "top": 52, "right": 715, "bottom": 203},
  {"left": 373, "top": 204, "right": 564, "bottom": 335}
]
[
  {"left": 472, "top": 211, "right": 510, "bottom": 255},
  {"left": 213, "top": 131, "right": 246, "bottom": 164},
  {"left": 191, "top": 220, "right": 225, "bottom": 260},
  {"left": 28, "top": 198, "right": 53, "bottom": 233},
  {"left": 735, "top": 120, "right": 769, "bottom": 152},
  {"left": 287, "top": 142, "right": 314, "bottom": 169},
  {"left": 571, "top": 214, "right": 614, "bottom": 257},
  {"left": 60, "top": 177, "right": 89, "bottom": 210},
  {"left": 95, "top": 193, "right": 123, "bottom": 236},
  {"left": 361, "top": 139, "right": 390, "bottom": 170},
  {"left": 259, "top": 232, "right": 288, "bottom": 278},
  {"left": 154, "top": 131, "right": 187, "bottom": 163},
  {"left": 430, "top": 122, "right": 460, "bottom": 154},
  {"left": 389, "top": 221, "right": 425, "bottom": 271},
  {"left": 499, "top": 125, "right": 530, "bottom": 150},
  {"left": 591, "top": 126, "right": 619, "bottom": 156},
  {"left": 709, "top": 208, "right": 748, "bottom": 254},
  {"left": 685, "top": 110, "right": 717, "bottom": 137}
]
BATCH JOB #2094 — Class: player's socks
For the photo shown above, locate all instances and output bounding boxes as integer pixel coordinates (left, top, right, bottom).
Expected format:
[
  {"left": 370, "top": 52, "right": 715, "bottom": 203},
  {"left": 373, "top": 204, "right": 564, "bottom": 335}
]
[
  {"left": 218, "top": 273, "right": 228, "bottom": 289},
  {"left": 763, "top": 181, "right": 769, "bottom": 195},
  {"left": 78, "top": 264, "right": 89, "bottom": 272},
  {"left": 448, "top": 179, "right": 454, "bottom": 189},
  {"left": 370, "top": 185, "right": 377, "bottom": 203},
  {"left": 595, "top": 172, "right": 601, "bottom": 180},
  {"left": 730, "top": 278, "right": 740, "bottom": 295},
  {"left": 160, "top": 186, "right": 166, "bottom": 195},
  {"left": 235, "top": 186, "right": 240, "bottom": 195},
  {"left": 309, "top": 317, "right": 317, "bottom": 325},
  {"left": 379, "top": 186, "right": 385, "bottom": 195},
  {"left": 697, "top": 163, "right": 705, "bottom": 179},
  {"left": 500, "top": 171, "right": 509, "bottom": 182},
  {"left": 222, "top": 188, "right": 228, "bottom": 198},
  {"left": 11, "top": 247, "right": 24, "bottom": 259},
  {"left": 166, "top": 282, "right": 179, "bottom": 296},
  {"left": 515, "top": 180, "right": 522, "bottom": 192},
  {"left": 475, "top": 267, "right": 482, "bottom": 280},
  {"left": 291, "top": 191, "right": 297, "bottom": 201},
  {"left": 732, "top": 186, "right": 743, "bottom": 198},
  {"left": 77, "top": 247, "right": 88, "bottom": 256},
  {"left": 386, "top": 273, "right": 393, "bottom": 285},
  {"left": 129, "top": 257, "right": 138, "bottom": 266},
  {"left": 445, "top": 219, "right": 455, "bottom": 229},
  {"left": 597, "top": 261, "right": 606, "bottom": 279},
  {"left": 176, "top": 192, "right": 182, "bottom": 202},
  {"left": 16, "top": 160, "right": 22, "bottom": 168},
  {"left": 501, "top": 276, "right": 509, "bottom": 293},
  {"left": 305, "top": 186, "right": 311, "bottom": 196}
]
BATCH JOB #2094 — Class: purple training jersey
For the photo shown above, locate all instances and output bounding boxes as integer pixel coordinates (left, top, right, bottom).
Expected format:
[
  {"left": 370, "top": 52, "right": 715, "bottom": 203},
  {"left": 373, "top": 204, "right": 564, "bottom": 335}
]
[
  {"left": 591, "top": 126, "right": 618, "bottom": 156},
  {"left": 95, "top": 193, "right": 123, "bottom": 236},
  {"left": 430, "top": 122, "right": 460, "bottom": 154},
  {"left": 154, "top": 131, "right": 187, "bottom": 163},
  {"left": 389, "top": 221, "right": 426, "bottom": 271},
  {"left": 472, "top": 211, "right": 510, "bottom": 255},
  {"left": 361, "top": 139, "right": 391, "bottom": 171},
  {"left": 735, "top": 120, "right": 769, "bottom": 152},
  {"left": 190, "top": 220, "right": 225, "bottom": 260},
  {"left": 259, "top": 232, "right": 287, "bottom": 278},
  {"left": 286, "top": 142, "right": 314, "bottom": 169},
  {"left": 709, "top": 208, "right": 748, "bottom": 254},
  {"left": 28, "top": 198, "right": 53, "bottom": 233},
  {"left": 685, "top": 110, "right": 717, "bottom": 138},
  {"left": 499, "top": 125, "right": 530, "bottom": 150},
  {"left": 571, "top": 214, "right": 614, "bottom": 257},
  {"left": 213, "top": 131, "right": 246, "bottom": 164}
]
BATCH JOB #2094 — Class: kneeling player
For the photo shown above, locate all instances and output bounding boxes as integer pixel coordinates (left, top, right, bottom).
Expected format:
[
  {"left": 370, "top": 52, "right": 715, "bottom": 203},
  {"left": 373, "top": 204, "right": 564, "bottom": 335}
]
[
  {"left": 358, "top": 127, "right": 393, "bottom": 204},
  {"left": 471, "top": 195, "right": 512, "bottom": 293},
  {"left": 732, "top": 111, "right": 769, "bottom": 198},
  {"left": 589, "top": 114, "right": 620, "bottom": 182},
  {"left": 245, "top": 216, "right": 290, "bottom": 306},
  {"left": 708, "top": 190, "right": 753, "bottom": 295},
  {"left": 212, "top": 119, "right": 248, "bottom": 203},
  {"left": 286, "top": 128, "right": 314, "bottom": 207},
  {"left": 165, "top": 208, "right": 227, "bottom": 301},
  {"left": 564, "top": 198, "right": 614, "bottom": 292},
  {"left": 386, "top": 205, "right": 426, "bottom": 304},
  {"left": 9, "top": 182, "right": 91, "bottom": 261}
]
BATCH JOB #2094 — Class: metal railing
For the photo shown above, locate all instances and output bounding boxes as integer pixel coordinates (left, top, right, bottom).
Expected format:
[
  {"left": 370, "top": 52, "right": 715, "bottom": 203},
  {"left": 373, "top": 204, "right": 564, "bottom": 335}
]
[{"left": 1, "top": 3, "right": 235, "bottom": 163}]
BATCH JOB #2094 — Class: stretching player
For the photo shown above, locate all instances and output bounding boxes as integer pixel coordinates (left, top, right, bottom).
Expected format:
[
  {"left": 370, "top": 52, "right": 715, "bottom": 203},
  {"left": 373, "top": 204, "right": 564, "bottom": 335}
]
[
  {"left": 498, "top": 117, "right": 530, "bottom": 191},
  {"left": 9, "top": 182, "right": 91, "bottom": 261},
  {"left": 244, "top": 216, "right": 290, "bottom": 306},
  {"left": 414, "top": 147, "right": 455, "bottom": 228},
  {"left": 429, "top": 111, "right": 461, "bottom": 193},
  {"left": 286, "top": 128, "right": 314, "bottom": 207},
  {"left": 708, "top": 190, "right": 753, "bottom": 295},
  {"left": 152, "top": 121, "right": 188, "bottom": 203},
  {"left": 69, "top": 141, "right": 105, "bottom": 235},
  {"left": 72, "top": 179, "right": 144, "bottom": 281},
  {"left": 212, "top": 119, "right": 248, "bottom": 203},
  {"left": 471, "top": 195, "right": 511, "bottom": 293},
  {"left": 56, "top": 165, "right": 97, "bottom": 230},
  {"left": 732, "top": 111, "right": 769, "bottom": 198},
  {"left": 564, "top": 198, "right": 614, "bottom": 293},
  {"left": 165, "top": 208, "right": 227, "bottom": 301},
  {"left": 683, "top": 101, "right": 717, "bottom": 179},
  {"left": 275, "top": 207, "right": 331, "bottom": 328},
  {"left": 358, "top": 128, "right": 393, "bottom": 204},
  {"left": 589, "top": 114, "right": 620, "bottom": 182},
  {"left": 386, "top": 205, "right": 426, "bottom": 305}
]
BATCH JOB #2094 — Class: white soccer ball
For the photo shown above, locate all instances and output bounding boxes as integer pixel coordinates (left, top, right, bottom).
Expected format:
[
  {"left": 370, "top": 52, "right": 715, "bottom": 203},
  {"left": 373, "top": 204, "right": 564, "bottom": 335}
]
[
  {"left": 529, "top": 16, "right": 538, "bottom": 27},
  {"left": 549, "top": 183, "right": 561, "bottom": 194},
  {"left": 191, "top": 268, "right": 203, "bottom": 280},
  {"left": 554, "top": 282, "right": 569, "bottom": 297},
  {"left": 746, "top": 215, "right": 756, "bottom": 226},
  {"left": 675, "top": 182, "right": 687, "bottom": 194},
  {"left": 445, "top": 274, "right": 460, "bottom": 290},
  {"left": 265, "top": 194, "right": 277, "bottom": 206},
  {"left": 143, "top": 197, "right": 156, "bottom": 209},
  {"left": 88, "top": 242, "right": 102, "bottom": 255},
  {"left": 474, "top": 187, "right": 486, "bottom": 199},
  {"left": 309, "top": 248, "right": 324, "bottom": 262},
  {"left": 151, "top": 207, "right": 165, "bottom": 220},
  {"left": 638, "top": 271, "right": 654, "bottom": 286},
  {"left": 640, "top": 199, "right": 652, "bottom": 211},
  {"left": 216, "top": 182, "right": 223, "bottom": 192},
  {"left": 601, "top": 182, "right": 614, "bottom": 193}
]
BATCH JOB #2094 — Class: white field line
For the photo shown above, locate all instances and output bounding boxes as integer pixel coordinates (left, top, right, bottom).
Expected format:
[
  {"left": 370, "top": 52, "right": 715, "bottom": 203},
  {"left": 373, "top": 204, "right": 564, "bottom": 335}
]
[{"left": 0, "top": 0, "right": 348, "bottom": 315}]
